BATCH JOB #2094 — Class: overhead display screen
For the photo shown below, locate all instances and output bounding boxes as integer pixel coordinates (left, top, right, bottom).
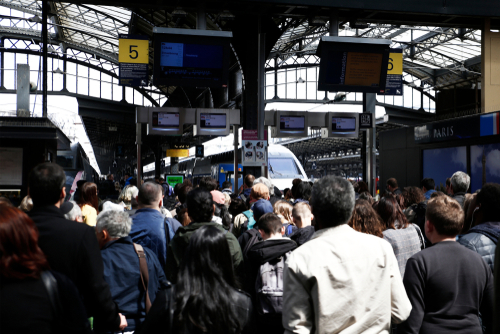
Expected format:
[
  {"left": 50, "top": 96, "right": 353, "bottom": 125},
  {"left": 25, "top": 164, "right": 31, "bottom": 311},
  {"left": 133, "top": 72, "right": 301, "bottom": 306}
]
[
  {"left": 332, "top": 117, "right": 356, "bottom": 132},
  {"left": 280, "top": 116, "right": 305, "bottom": 131},
  {"left": 153, "top": 29, "right": 231, "bottom": 88},
  {"left": 317, "top": 37, "right": 391, "bottom": 93},
  {"left": 152, "top": 112, "right": 180, "bottom": 128},
  {"left": 200, "top": 113, "right": 226, "bottom": 129}
]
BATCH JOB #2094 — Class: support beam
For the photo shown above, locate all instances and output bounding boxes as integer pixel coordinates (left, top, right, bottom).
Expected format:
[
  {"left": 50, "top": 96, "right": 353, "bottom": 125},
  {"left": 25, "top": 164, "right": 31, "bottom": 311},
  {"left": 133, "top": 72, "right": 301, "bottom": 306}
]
[
  {"left": 42, "top": 0, "right": 48, "bottom": 117},
  {"left": 481, "top": 18, "right": 500, "bottom": 113},
  {"left": 363, "top": 93, "right": 377, "bottom": 195},
  {"left": 233, "top": 124, "right": 239, "bottom": 192},
  {"left": 136, "top": 123, "right": 142, "bottom": 182}
]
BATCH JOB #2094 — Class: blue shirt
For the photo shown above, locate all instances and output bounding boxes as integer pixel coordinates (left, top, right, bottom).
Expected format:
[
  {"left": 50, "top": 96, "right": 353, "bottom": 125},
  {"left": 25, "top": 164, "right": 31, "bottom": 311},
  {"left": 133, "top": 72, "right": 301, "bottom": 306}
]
[
  {"left": 424, "top": 189, "right": 436, "bottom": 200},
  {"left": 130, "top": 208, "right": 168, "bottom": 268},
  {"left": 101, "top": 236, "right": 168, "bottom": 331}
]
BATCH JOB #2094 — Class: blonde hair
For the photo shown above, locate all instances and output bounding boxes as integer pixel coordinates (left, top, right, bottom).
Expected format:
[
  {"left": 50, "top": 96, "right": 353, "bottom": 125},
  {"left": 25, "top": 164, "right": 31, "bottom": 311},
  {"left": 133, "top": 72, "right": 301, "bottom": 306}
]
[
  {"left": 274, "top": 200, "right": 293, "bottom": 225},
  {"left": 119, "top": 185, "right": 139, "bottom": 210},
  {"left": 292, "top": 202, "right": 312, "bottom": 226},
  {"left": 19, "top": 195, "right": 33, "bottom": 213}
]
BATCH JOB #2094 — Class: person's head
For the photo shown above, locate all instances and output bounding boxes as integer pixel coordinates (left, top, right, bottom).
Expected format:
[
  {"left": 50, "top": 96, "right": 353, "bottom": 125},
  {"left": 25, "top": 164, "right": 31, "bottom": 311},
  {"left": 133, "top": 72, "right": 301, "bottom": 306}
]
[
  {"left": 445, "top": 177, "right": 452, "bottom": 195},
  {"left": 187, "top": 188, "right": 214, "bottom": 223},
  {"left": 124, "top": 173, "right": 130, "bottom": 180},
  {"left": 137, "top": 182, "right": 163, "bottom": 210},
  {"left": 450, "top": 171, "right": 470, "bottom": 194},
  {"left": 292, "top": 202, "right": 313, "bottom": 228},
  {"left": 18, "top": 196, "right": 33, "bottom": 213},
  {"left": 228, "top": 198, "right": 247, "bottom": 217},
  {"left": 107, "top": 173, "right": 114, "bottom": 181},
  {"left": 250, "top": 183, "right": 270, "bottom": 202},
  {"left": 174, "top": 226, "right": 241, "bottom": 333},
  {"left": 377, "top": 195, "right": 409, "bottom": 230},
  {"left": 258, "top": 213, "right": 284, "bottom": 240},
  {"left": 420, "top": 178, "right": 435, "bottom": 192},
  {"left": 252, "top": 199, "right": 274, "bottom": 222},
  {"left": 386, "top": 178, "right": 398, "bottom": 193},
  {"left": 61, "top": 201, "right": 83, "bottom": 222},
  {"left": 425, "top": 196, "right": 464, "bottom": 243},
  {"left": 95, "top": 210, "right": 132, "bottom": 249},
  {"left": 254, "top": 177, "right": 274, "bottom": 196},
  {"left": 349, "top": 199, "right": 385, "bottom": 238},
  {"left": 310, "top": 176, "right": 355, "bottom": 230},
  {"left": 294, "top": 182, "right": 312, "bottom": 201},
  {"left": 178, "top": 184, "right": 193, "bottom": 204},
  {"left": 471, "top": 183, "right": 500, "bottom": 225},
  {"left": 0, "top": 206, "right": 49, "bottom": 279},
  {"left": 283, "top": 188, "right": 291, "bottom": 200},
  {"left": 273, "top": 200, "right": 293, "bottom": 224},
  {"left": 222, "top": 181, "right": 233, "bottom": 190},
  {"left": 199, "top": 177, "right": 218, "bottom": 192},
  {"left": 403, "top": 186, "right": 425, "bottom": 207},
  {"left": 80, "top": 182, "right": 99, "bottom": 212},
  {"left": 358, "top": 181, "right": 369, "bottom": 194},
  {"left": 358, "top": 191, "right": 374, "bottom": 205},
  {"left": 243, "top": 174, "right": 255, "bottom": 189},
  {"left": 0, "top": 197, "right": 13, "bottom": 207},
  {"left": 119, "top": 185, "right": 139, "bottom": 205},
  {"left": 159, "top": 177, "right": 165, "bottom": 184},
  {"left": 28, "top": 162, "right": 66, "bottom": 208},
  {"left": 174, "top": 183, "right": 184, "bottom": 197}
]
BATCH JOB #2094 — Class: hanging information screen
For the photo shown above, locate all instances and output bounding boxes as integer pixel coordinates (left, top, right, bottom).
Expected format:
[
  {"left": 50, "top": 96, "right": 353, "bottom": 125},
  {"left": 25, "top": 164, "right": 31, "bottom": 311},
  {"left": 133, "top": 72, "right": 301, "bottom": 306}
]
[
  {"left": 118, "top": 34, "right": 149, "bottom": 86},
  {"left": 378, "top": 49, "right": 403, "bottom": 96},
  {"left": 200, "top": 113, "right": 226, "bottom": 129},
  {"left": 332, "top": 117, "right": 356, "bottom": 132}
]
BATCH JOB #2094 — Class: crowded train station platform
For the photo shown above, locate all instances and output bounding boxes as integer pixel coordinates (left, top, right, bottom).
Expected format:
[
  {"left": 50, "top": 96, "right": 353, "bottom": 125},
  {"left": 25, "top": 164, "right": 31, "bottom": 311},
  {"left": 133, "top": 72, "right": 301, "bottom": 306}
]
[{"left": 1, "top": 0, "right": 500, "bottom": 333}]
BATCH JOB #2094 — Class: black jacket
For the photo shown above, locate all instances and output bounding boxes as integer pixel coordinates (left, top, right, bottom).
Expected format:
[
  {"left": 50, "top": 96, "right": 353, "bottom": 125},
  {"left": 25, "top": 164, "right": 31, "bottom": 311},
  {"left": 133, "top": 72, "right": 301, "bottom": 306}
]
[
  {"left": 244, "top": 238, "right": 297, "bottom": 296},
  {"left": 29, "top": 205, "right": 121, "bottom": 331},
  {"left": 136, "top": 285, "right": 253, "bottom": 334},
  {"left": 288, "top": 226, "right": 315, "bottom": 247}
]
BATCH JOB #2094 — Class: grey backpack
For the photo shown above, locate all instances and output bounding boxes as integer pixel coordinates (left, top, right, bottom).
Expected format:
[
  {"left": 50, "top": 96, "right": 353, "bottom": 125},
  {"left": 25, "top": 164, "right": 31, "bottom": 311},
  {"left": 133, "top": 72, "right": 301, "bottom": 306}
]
[{"left": 254, "top": 251, "right": 291, "bottom": 315}]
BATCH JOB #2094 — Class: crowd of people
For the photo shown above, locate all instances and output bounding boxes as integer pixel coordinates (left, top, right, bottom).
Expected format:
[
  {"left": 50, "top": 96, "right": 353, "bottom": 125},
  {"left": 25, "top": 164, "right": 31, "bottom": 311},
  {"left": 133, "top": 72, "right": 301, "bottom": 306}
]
[{"left": 0, "top": 162, "right": 499, "bottom": 334}]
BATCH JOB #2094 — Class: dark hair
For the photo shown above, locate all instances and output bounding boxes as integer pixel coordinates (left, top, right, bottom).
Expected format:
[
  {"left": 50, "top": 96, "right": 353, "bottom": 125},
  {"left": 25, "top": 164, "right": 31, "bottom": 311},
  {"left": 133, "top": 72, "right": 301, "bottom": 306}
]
[
  {"left": 79, "top": 182, "right": 99, "bottom": 213},
  {"left": 386, "top": 178, "right": 398, "bottom": 189},
  {"left": 377, "top": 195, "right": 409, "bottom": 230},
  {"left": 222, "top": 181, "right": 233, "bottom": 190},
  {"left": 228, "top": 198, "right": 247, "bottom": 217},
  {"left": 310, "top": 176, "right": 355, "bottom": 228},
  {"left": 0, "top": 197, "right": 13, "bottom": 207},
  {"left": 187, "top": 188, "right": 214, "bottom": 223},
  {"left": 358, "top": 181, "right": 369, "bottom": 193},
  {"left": 396, "top": 191, "right": 406, "bottom": 210},
  {"left": 173, "top": 183, "right": 183, "bottom": 197},
  {"left": 445, "top": 178, "right": 451, "bottom": 187},
  {"left": 426, "top": 196, "right": 464, "bottom": 236},
  {"left": 358, "top": 191, "right": 373, "bottom": 204},
  {"left": 199, "top": 177, "right": 218, "bottom": 192},
  {"left": 431, "top": 191, "right": 445, "bottom": 198},
  {"left": 295, "top": 182, "right": 311, "bottom": 201},
  {"left": 403, "top": 186, "right": 425, "bottom": 207},
  {"left": 421, "top": 178, "right": 435, "bottom": 191},
  {"left": 476, "top": 183, "right": 500, "bottom": 223},
  {"left": 137, "top": 182, "right": 161, "bottom": 206},
  {"left": 349, "top": 200, "right": 384, "bottom": 238},
  {"left": 28, "top": 163, "right": 66, "bottom": 207},
  {"left": 214, "top": 203, "right": 231, "bottom": 229},
  {"left": 174, "top": 226, "right": 241, "bottom": 334},
  {"left": 291, "top": 178, "right": 302, "bottom": 199},
  {"left": 178, "top": 185, "right": 193, "bottom": 204},
  {"left": 244, "top": 174, "right": 255, "bottom": 188},
  {"left": 0, "top": 206, "right": 49, "bottom": 279},
  {"left": 258, "top": 213, "right": 283, "bottom": 235}
]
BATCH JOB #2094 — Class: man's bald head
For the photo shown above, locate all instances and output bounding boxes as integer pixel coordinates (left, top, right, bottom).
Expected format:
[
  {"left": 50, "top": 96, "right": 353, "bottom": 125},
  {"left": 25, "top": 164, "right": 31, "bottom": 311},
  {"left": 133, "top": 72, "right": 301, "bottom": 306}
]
[
  {"left": 244, "top": 174, "right": 255, "bottom": 188},
  {"left": 137, "top": 182, "right": 163, "bottom": 208}
]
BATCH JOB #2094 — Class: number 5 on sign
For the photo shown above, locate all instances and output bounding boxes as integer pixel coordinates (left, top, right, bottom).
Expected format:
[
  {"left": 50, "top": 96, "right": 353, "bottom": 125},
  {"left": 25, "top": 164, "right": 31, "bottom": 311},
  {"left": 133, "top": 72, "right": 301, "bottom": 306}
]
[{"left": 119, "top": 39, "right": 149, "bottom": 64}]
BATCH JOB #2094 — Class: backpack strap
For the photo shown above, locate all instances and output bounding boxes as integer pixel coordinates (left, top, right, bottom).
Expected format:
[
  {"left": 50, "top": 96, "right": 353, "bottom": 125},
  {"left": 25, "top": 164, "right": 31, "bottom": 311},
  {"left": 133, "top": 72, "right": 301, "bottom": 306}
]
[
  {"left": 413, "top": 224, "right": 425, "bottom": 250},
  {"left": 40, "top": 271, "right": 63, "bottom": 320},
  {"left": 133, "top": 243, "right": 152, "bottom": 313}
]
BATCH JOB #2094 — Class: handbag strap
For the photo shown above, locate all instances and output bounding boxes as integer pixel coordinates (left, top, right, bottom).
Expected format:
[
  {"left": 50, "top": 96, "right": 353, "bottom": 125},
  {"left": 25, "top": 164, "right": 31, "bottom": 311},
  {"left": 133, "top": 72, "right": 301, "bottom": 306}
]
[
  {"left": 413, "top": 224, "right": 426, "bottom": 250},
  {"left": 133, "top": 243, "right": 152, "bottom": 313},
  {"left": 41, "top": 271, "right": 63, "bottom": 320}
]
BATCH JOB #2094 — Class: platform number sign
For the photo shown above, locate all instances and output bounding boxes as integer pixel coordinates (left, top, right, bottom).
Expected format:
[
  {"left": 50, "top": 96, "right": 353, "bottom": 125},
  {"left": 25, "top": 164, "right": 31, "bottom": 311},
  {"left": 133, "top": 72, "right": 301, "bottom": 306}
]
[
  {"left": 195, "top": 145, "right": 204, "bottom": 158},
  {"left": 378, "top": 48, "right": 403, "bottom": 96},
  {"left": 359, "top": 113, "right": 374, "bottom": 130},
  {"left": 118, "top": 34, "right": 149, "bottom": 87}
]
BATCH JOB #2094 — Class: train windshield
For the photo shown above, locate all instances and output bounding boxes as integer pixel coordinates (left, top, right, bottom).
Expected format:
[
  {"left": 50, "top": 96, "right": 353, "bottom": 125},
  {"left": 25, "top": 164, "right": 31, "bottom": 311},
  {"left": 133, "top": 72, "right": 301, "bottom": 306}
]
[{"left": 268, "top": 158, "right": 303, "bottom": 179}]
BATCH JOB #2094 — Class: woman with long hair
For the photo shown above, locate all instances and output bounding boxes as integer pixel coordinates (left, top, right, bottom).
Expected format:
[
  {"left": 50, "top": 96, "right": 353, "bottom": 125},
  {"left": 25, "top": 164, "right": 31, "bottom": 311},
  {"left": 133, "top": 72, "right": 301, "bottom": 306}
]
[
  {"left": 274, "top": 200, "right": 295, "bottom": 235},
  {"left": 138, "top": 225, "right": 253, "bottom": 334},
  {"left": 349, "top": 199, "right": 385, "bottom": 238},
  {"left": 78, "top": 182, "right": 99, "bottom": 226},
  {"left": 0, "top": 205, "right": 90, "bottom": 334},
  {"left": 377, "top": 195, "right": 424, "bottom": 277}
]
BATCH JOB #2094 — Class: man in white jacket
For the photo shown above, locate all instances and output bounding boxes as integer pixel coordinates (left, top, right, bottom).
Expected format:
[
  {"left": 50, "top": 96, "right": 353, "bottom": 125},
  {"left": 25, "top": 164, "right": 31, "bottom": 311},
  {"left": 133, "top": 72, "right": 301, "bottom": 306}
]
[{"left": 282, "top": 176, "right": 412, "bottom": 334}]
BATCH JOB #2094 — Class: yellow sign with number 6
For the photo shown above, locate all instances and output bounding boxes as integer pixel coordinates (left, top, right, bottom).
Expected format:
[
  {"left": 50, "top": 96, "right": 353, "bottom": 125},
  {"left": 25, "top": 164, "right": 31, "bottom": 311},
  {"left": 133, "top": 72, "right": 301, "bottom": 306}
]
[
  {"left": 387, "top": 52, "right": 403, "bottom": 75},
  {"left": 119, "top": 39, "right": 149, "bottom": 64}
]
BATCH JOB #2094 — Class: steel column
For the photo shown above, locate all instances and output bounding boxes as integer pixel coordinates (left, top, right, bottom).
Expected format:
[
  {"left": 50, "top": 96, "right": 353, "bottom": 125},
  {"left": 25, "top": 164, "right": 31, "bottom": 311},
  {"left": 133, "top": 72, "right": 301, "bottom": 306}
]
[
  {"left": 233, "top": 124, "right": 239, "bottom": 192},
  {"left": 42, "top": 1, "right": 48, "bottom": 117}
]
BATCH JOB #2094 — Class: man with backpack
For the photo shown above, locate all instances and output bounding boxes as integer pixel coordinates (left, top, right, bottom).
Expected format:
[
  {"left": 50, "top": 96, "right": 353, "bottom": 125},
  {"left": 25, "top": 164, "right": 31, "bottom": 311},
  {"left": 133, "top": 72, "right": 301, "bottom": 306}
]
[
  {"left": 233, "top": 183, "right": 270, "bottom": 238},
  {"left": 238, "top": 199, "right": 274, "bottom": 260},
  {"left": 239, "top": 174, "right": 255, "bottom": 202},
  {"left": 245, "top": 213, "right": 297, "bottom": 334}
]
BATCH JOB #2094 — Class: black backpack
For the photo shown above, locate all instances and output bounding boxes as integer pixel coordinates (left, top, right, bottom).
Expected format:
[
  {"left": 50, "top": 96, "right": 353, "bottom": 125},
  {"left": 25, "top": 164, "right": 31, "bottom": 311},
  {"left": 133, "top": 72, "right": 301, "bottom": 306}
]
[{"left": 242, "top": 229, "right": 262, "bottom": 260}]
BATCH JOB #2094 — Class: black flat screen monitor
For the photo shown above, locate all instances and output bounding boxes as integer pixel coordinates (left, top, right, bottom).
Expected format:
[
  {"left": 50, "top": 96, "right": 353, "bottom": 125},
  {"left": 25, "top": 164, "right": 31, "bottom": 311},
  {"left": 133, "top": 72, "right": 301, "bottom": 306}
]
[
  {"left": 317, "top": 36, "right": 391, "bottom": 93},
  {"left": 332, "top": 117, "right": 356, "bottom": 132},
  {"left": 153, "top": 28, "right": 231, "bottom": 88},
  {"left": 200, "top": 113, "right": 226, "bottom": 129},
  {"left": 280, "top": 116, "right": 305, "bottom": 131},
  {"left": 152, "top": 112, "right": 180, "bottom": 128}
]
